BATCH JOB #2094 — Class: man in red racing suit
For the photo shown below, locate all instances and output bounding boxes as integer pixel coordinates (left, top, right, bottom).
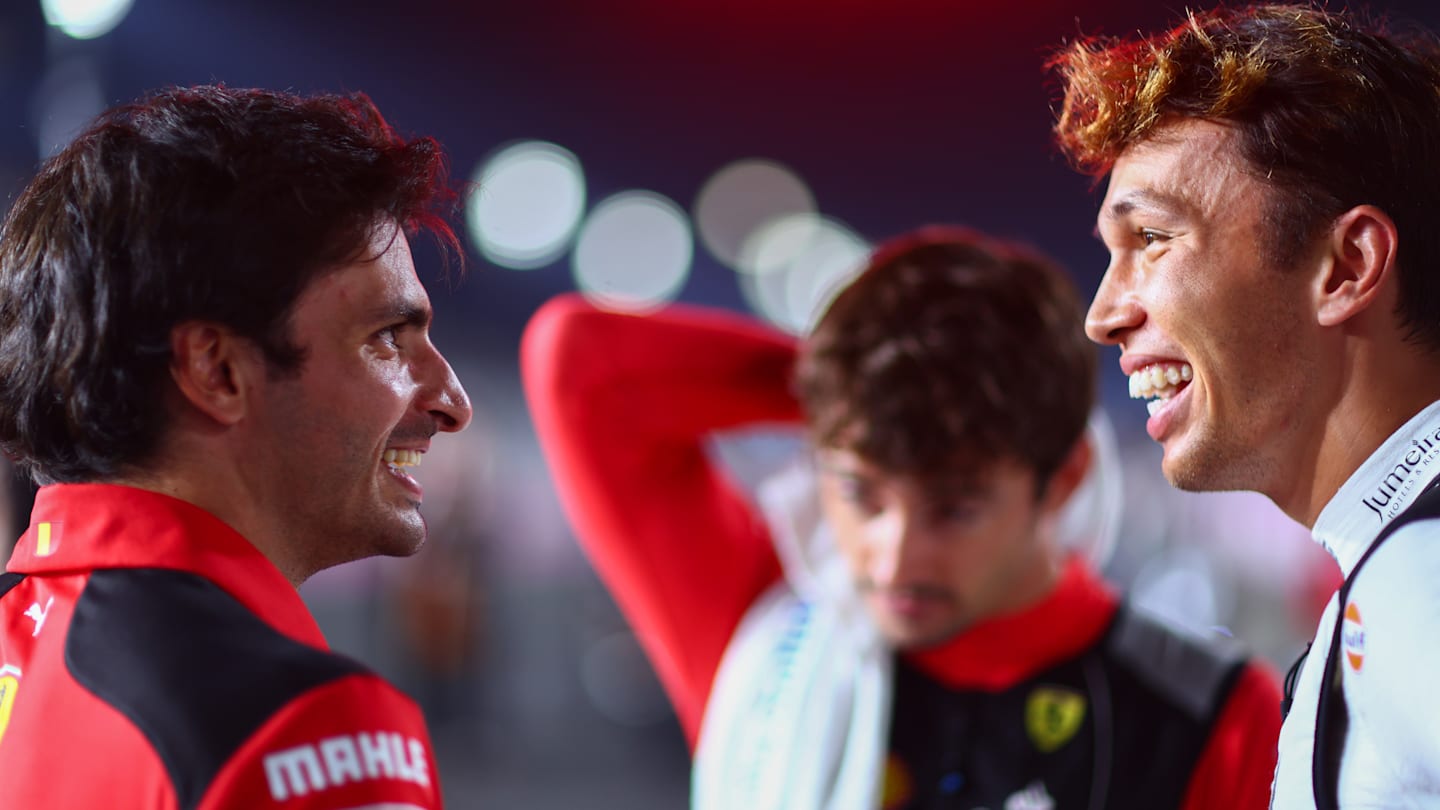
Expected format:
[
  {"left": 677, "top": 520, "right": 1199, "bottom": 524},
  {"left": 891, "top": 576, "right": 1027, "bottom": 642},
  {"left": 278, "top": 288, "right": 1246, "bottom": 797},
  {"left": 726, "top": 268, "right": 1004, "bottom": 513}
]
[{"left": 0, "top": 84, "right": 472, "bottom": 808}]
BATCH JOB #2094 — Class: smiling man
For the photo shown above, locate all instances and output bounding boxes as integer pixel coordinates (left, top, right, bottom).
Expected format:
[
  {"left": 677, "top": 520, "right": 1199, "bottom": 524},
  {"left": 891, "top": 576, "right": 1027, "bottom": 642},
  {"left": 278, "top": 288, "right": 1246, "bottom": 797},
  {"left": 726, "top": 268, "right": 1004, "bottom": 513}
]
[
  {"left": 523, "top": 226, "right": 1280, "bottom": 809},
  {"left": 1052, "top": 5, "right": 1440, "bottom": 806},
  {"left": 0, "top": 86, "right": 471, "bottom": 808}
]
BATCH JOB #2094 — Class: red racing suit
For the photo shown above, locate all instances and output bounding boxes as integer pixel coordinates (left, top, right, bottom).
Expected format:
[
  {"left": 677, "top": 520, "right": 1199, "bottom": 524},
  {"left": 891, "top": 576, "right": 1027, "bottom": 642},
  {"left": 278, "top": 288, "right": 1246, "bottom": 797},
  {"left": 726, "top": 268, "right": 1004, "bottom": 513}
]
[
  {"left": 522, "top": 294, "right": 1283, "bottom": 809},
  {"left": 0, "top": 484, "right": 444, "bottom": 809}
]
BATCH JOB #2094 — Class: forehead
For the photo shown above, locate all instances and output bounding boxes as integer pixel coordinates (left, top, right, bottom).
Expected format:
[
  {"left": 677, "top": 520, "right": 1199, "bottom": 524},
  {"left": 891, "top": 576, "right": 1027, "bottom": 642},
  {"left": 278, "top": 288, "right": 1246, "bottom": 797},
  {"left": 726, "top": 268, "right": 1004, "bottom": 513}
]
[
  {"left": 1100, "top": 118, "right": 1271, "bottom": 224},
  {"left": 293, "top": 225, "right": 429, "bottom": 323},
  {"left": 820, "top": 446, "right": 1028, "bottom": 491}
]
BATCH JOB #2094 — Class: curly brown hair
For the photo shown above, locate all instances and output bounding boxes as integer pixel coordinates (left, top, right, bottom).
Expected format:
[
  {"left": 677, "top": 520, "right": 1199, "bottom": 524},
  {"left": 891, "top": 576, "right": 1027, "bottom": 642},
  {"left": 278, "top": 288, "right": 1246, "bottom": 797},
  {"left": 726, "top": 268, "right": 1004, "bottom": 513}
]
[
  {"left": 1050, "top": 4, "right": 1440, "bottom": 349},
  {"left": 795, "top": 226, "right": 1095, "bottom": 489}
]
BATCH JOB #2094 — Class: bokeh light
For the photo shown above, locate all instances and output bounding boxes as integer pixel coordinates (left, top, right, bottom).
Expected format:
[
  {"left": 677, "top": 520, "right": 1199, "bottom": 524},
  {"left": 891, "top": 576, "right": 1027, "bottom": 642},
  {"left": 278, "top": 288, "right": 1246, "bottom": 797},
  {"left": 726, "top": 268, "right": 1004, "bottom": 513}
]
[
  {"left": 739, "top": 213, "right": 869, "bottom": 335},
  {"left": 31, "top": 59, "right": 105, "bottom": 158},
  {"left": 572, "top": 191, "right": 693, "bottom": 313},
  {"left": 466, "top": 140, "right": 586, "bottom": 270},
  {"left": 40, "top": 0, "right": 134, "bottom": 39},
  {"left": 579, "top": 631, "right": 671, "bottom": 728},
  {"left": 693, "top": 158, "right": 815, "bottom": 271}
]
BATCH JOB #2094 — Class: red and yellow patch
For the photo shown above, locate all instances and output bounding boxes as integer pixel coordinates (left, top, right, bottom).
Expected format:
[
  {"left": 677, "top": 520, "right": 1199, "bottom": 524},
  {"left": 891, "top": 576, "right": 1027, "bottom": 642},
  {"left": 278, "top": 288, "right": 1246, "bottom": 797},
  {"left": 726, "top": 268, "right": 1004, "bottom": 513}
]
[
  {"left": 0, "top": 665, "right": 21, "bottom": 746},
  {"left": 33, "top": 522, "right": 58, "bottom": 557}
]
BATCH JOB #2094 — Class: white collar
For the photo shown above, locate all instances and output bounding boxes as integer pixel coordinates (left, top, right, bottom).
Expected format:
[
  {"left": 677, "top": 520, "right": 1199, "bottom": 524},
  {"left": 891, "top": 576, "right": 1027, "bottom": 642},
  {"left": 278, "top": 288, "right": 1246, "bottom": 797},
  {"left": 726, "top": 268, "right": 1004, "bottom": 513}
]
[{"left": 1313, "top": 399, "right": 1440, "bottom": 575}]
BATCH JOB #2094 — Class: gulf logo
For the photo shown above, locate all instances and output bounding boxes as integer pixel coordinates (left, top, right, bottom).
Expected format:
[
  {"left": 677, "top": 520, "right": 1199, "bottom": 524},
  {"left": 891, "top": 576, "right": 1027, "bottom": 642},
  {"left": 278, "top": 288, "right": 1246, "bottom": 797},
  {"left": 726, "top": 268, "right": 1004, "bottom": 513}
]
[{"left": 1342, "top": 602, "right": 1365, "bottom": 672}]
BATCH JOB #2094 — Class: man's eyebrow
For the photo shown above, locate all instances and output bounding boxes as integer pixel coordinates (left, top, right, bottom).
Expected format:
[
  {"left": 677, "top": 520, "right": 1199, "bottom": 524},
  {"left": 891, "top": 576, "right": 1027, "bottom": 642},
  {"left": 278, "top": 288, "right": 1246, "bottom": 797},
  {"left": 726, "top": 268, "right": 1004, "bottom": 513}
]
[
  {"left": 926, "top": 477, "right": 987, "bottom": 500},
  {"left": 365, "top": 301, "right": 431, "bottom": 328},
  {"left": 1102, "top": 188, "right": 1190, "bottom": 221}
]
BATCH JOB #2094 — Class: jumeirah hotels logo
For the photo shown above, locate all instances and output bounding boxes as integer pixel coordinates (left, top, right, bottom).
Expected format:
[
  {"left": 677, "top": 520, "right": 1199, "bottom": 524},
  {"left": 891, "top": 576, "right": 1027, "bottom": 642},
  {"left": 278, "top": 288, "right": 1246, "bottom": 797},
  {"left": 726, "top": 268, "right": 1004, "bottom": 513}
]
[{"left": 1361, "top": 426, "right": 1440, "bottom": 521}]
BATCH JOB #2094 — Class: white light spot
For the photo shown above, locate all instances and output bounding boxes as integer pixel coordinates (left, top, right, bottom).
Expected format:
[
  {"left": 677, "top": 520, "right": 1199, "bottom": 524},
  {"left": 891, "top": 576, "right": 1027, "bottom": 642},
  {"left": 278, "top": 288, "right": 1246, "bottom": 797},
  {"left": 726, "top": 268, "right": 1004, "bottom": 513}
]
[
  {"left": 1131, "top": 548, "right": 1228, "bottom": 634},
  {"left": 739, "top": 214, "right": 869, "bottom": 334},
  {"left": 41, "top": 0, "right": 134, "bottom": 39},
  {"left": 572, "top": 191, "right": 692, "bottom": 313},
  {"left": 579, "top": 631, "right": 671, "bottom": 727},
  {"left": 31, "top": 58, "right": 105, "bottom": 158},
  {"left": 693, "top": 158, "right": 815, "bottom": 271},
  {"left": 466, "top": 141, "right": 585, "bottom": 270}
]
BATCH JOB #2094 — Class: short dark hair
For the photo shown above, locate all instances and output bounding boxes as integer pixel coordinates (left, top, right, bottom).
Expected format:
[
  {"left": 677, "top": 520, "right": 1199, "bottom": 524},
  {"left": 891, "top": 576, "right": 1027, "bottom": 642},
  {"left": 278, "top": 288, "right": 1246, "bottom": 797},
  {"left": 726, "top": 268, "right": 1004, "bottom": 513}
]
[
  {"left": 795, "top": 226, "right": 1096, "bottom": 488},
  {"left": 1050, "top": 4, "right": 1440, "bottom": 350},
  {"left": 0, "top": 85, "right": 459, "bottom": 484}
]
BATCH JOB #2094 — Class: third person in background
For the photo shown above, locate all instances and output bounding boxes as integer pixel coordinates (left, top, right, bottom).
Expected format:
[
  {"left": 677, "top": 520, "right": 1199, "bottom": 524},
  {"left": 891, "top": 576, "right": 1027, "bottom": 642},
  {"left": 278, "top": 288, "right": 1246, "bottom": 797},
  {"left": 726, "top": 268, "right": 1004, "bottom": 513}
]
[{"left": 523, "top": 225, "right": 1281, "bottom": 809}]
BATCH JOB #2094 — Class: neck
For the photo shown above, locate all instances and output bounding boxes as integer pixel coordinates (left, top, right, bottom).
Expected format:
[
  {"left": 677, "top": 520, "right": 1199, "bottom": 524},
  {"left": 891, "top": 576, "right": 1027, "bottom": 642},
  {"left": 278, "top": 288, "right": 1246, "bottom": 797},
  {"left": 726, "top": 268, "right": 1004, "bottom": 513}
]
[
  {"left": 113, "top": 457, "right": 307, "bottom": 588},
  {"left": 1275, "top": 337, "right": 1440, "bottom": 527}
]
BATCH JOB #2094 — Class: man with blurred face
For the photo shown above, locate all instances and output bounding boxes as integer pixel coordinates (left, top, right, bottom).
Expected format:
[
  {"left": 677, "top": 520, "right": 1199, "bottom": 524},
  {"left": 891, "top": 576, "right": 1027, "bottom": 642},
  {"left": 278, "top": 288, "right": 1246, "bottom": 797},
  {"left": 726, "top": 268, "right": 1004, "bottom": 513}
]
[
  {"left": 1052, "top": 5, "right": 1440, "bottom": 805},
  {"left": 0, "top": 85, "right": 471, "bottom": 808},
  {"left": 523, "top": 226, "right": 1281, "bottom": 809}
]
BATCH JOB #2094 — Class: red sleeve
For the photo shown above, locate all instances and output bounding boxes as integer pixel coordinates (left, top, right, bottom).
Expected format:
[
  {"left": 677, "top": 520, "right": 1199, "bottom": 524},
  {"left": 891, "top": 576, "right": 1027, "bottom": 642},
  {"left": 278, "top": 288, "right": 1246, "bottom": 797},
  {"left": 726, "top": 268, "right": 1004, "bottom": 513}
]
[
  {"left": 520, "top": 294, "right": 803, "bottom": 745},
  {"left": 199, "top": 674, "right": 443, "bottom": 809},
  {"left": 1179, "top": 660, "right": 1284, "bottom": 810}
]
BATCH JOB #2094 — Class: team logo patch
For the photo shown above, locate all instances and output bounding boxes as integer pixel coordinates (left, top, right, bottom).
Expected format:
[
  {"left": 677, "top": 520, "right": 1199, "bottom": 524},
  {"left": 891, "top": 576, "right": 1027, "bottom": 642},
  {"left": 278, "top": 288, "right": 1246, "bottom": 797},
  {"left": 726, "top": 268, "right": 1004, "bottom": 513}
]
[
  {"left": 0, "top": 665, "right": 21, "bottom": 746},
  {"left": 1342, "top": 601, "right": 1365, "bottom": 672},
  {"left": 33, "top": 522, "right": 59, "bottom": 557},
  {"left": 880, "top": 754, "right": 914, "bottom": 810},
  {"left": 263, "top": 731, "right": 430, "bottom": 801},
  {"left": 1025, "top": 687, "right": 1086, "bottom": 753}
]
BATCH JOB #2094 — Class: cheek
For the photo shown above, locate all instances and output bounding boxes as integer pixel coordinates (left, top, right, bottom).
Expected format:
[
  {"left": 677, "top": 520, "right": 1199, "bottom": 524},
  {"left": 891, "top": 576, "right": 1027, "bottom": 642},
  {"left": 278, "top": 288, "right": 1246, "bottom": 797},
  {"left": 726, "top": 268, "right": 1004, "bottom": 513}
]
[{"left": 819, "top": 504, "right": 870, "bottom": 565}]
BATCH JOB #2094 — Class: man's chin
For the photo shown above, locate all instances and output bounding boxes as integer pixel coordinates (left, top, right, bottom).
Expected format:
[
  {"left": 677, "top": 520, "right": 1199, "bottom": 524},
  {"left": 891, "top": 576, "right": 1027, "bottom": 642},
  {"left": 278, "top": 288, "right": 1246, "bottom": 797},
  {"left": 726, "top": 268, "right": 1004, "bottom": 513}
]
[{"left": 369, "top": 513, "right": 428, "bottom": 558}]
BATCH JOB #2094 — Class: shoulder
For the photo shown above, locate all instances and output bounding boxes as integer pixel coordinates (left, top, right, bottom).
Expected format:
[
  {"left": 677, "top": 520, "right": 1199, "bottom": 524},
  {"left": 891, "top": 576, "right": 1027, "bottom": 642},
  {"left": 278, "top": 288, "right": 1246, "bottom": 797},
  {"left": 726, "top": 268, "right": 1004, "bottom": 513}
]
[
  {"left": 1352, "top": 518, "right": 1440, "bottom": 630},
  {"left": 67, "top": 568, "right": 383, "bottom": 810},
  {"left": 1103, "top": 603, "right": 1250, "bottom": 722},
  {"left": 1362, "top": 514, "right": 1440, "bottom": 578},
  {"left": 198, "top": 673, "right": 440, "bottom": 809},
  {"left": 1343, "top": 519, "right": 1440, "bottom": 693}
]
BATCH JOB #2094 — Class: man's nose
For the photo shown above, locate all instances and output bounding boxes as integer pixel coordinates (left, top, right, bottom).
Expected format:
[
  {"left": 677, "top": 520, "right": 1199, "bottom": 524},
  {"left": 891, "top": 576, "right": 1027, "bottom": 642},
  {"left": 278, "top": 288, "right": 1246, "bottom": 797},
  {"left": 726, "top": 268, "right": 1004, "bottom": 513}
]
[{"left": 1085, "top": 260, "right": 1145, "bottom": 346}]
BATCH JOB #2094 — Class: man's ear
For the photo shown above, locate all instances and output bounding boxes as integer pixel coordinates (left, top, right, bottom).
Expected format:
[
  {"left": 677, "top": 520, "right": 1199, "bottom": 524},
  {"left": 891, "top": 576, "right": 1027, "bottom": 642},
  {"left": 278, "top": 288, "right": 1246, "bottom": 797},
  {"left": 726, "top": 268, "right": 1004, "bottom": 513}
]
[
  {"left": 168, "top": 322, "right": 260, "bottom": 426},
  {"left": 1041, "top": 434, "right": 1093, "bottom": 515},
  {"left": 1316, "top": 205, "right": 1398, "bottom": 328}
]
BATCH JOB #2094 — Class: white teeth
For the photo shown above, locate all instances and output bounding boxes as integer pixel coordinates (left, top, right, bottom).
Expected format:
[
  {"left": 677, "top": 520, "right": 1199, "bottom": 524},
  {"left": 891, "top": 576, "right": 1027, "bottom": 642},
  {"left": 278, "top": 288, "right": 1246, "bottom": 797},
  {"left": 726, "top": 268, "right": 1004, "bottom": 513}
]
[
  {"left": 1147, "top": 399, "right": 1166, "bottom": 417},
  {"left": 1128, "top": 362, "right": 1194, "bottom": 406},
  {"left": 382, "top": 449, "right": 421, "bottom": 468}
]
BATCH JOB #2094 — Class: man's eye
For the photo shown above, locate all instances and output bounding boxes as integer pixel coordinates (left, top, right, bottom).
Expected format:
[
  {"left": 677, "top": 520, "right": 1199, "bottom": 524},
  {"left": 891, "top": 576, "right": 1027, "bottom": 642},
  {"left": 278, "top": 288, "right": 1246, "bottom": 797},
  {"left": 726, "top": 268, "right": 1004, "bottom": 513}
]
[
  {"left": 838, "top": 482, "right": 880, "bottom": 511},
  {"left": 377, "top": 327, "right": 401, "bottom": 348},
  {"left": 931, "top": 502, "right": 979, "bottom": 524},
  {"left": 1139, "top": 228, "right": 1166, "bottom": 246}
]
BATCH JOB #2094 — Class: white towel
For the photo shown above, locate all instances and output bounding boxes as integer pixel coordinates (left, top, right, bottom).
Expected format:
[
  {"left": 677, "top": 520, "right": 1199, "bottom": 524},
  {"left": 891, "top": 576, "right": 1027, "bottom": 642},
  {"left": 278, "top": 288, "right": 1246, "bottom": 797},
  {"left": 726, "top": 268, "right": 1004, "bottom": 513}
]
[{"left": 692, "top": 413, "right": 1122, "bottom": 810}]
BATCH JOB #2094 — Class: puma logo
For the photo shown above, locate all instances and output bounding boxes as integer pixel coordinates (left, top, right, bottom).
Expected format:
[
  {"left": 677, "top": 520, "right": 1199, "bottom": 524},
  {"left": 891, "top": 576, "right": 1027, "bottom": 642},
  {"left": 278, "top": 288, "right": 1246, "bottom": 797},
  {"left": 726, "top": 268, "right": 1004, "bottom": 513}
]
[{"left": 24, "top": 597, "right": 53, "bottom": 638}]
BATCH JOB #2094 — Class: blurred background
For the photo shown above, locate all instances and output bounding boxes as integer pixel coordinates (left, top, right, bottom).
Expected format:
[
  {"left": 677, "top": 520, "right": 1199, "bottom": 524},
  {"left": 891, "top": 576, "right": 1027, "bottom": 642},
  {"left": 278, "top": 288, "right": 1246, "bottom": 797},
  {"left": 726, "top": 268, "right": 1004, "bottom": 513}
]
[{"left": 2, "top": 0, "right": 1438, "bottom": 806}]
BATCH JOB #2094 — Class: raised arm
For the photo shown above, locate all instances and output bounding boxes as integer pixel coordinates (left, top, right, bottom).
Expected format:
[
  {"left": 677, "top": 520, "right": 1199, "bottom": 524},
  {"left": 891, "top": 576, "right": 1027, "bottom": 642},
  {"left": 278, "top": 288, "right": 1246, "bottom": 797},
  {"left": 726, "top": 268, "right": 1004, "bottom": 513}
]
[{"left": 521, "top": 294, "right": 802, "bottom": 743}]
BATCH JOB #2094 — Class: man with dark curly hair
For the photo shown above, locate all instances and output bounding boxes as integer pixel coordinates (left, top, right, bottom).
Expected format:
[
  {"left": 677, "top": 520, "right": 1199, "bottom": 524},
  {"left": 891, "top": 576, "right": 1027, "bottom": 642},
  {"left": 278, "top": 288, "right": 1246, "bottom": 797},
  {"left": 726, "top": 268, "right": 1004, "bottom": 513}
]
[
  {"left": 0, "top": 85, "right": 472, "bottom": 808},
  {"left": 1052, "top": 4, "right": 1440, "bottom": 805}
]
